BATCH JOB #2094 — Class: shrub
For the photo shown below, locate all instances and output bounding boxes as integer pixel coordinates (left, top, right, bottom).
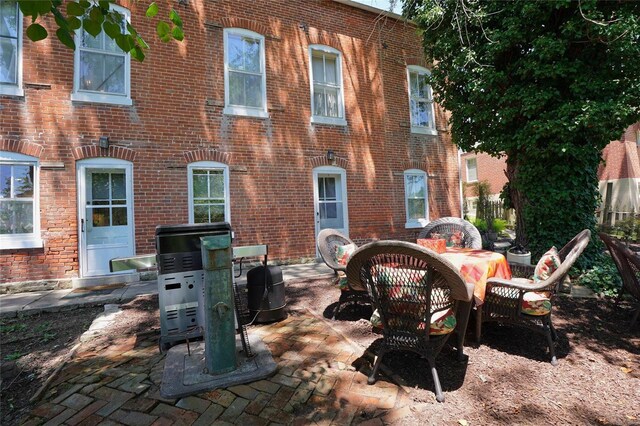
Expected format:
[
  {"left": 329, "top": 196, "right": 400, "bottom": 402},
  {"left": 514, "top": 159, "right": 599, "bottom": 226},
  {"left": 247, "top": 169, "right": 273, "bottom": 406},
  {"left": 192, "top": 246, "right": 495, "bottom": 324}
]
[
  {"left": 493, "top": 218, "right": 507, "bottom": 234},
  {"left": 576, "top": 255, "right": 622, "bottom": 298},
  {"left": 472, "top": 218, "right": 487, "bottom": 232}
]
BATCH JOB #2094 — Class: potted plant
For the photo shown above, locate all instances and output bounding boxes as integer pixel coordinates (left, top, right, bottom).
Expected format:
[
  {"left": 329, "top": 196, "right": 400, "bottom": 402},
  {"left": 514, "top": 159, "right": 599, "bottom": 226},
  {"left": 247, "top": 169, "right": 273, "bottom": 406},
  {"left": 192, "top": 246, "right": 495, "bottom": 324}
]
[{"left": 507, "top": 244, "right": 531, "bottom": 265}]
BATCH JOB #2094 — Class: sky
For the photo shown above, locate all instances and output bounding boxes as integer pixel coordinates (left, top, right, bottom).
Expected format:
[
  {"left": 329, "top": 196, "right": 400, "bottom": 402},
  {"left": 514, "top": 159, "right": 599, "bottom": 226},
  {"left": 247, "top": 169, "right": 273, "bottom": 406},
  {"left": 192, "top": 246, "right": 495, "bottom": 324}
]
[{"left": 353, "top": 0, "right": 403, "bottom": 14}]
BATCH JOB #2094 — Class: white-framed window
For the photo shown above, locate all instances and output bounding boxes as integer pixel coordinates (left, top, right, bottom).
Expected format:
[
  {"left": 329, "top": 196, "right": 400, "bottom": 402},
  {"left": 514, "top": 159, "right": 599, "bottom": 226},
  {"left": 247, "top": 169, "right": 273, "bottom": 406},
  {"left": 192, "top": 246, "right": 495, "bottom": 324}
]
[
  {"left": 71, "top": 4, "right": 131, "bottom": 105},
  {"left": 187, "top": 161, "right": 230, "bottom": 224},
  {"left": 0, "top": 1, "right": 23, "bottom": 97},
  {"left": 308, "top": 45, "right": 346, "bottom": 126},
  {"left": 407, "top": 65, "right": 436, "bottom": 135},
  {"left": 466, "top": 157, "right": 478, "bottom": 182},
  {"left": 0, "top": 152, "right": 42, "bottom": 249},
  {"left": 636, "top": 129, "right": 640, "bottom": 146},
  {"left": 223, "top": 28, "right": 267, "bottom": 118},
  {"left": 404, "top": 169, "right": 429, "bottom": 228}
]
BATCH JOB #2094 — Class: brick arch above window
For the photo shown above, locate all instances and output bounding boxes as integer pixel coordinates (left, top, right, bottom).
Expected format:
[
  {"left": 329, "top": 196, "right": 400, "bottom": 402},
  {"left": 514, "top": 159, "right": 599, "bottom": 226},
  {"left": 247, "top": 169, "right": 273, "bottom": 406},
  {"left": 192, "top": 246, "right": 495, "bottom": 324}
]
[
  {"left": 220, "top": 17, "right": 270, "bottom": 37},
  {"left": 307, "top": 31, "right": 341, "bottom": 53},
  {"left": 183, "top": 149, "right": 231, "bottom": 165},
  {"left": 308, "top": 154, "right": 348, "bottom": 169},
  {"left": 72, "top": 145, "right": 136, "bottom": 162},
  {"left": 404, "top": 57, "right": 430, "bottom": 69},
  {"left": 403, "top": 159, "right": 428, "bottom": 172},
  {"left": 0, "top": 140, "right": 44, "bottom": 158}
]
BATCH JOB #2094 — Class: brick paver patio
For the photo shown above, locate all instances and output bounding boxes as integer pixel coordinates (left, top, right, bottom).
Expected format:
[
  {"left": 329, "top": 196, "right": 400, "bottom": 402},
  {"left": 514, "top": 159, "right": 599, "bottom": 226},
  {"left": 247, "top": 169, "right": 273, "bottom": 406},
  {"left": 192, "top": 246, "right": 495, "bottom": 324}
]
[{"left": 22, "top": 310, "right": 413, "bottom": 425}]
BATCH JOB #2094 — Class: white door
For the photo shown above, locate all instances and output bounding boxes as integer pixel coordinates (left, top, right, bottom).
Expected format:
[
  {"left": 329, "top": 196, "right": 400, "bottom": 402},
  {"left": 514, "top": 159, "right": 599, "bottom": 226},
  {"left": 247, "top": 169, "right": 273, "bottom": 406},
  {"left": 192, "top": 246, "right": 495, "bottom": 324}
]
[
  {"left": 77, "top": 159, "right": 134, "bottom": 277},
  {"left": 313, "top": 166, "right": 349, "bottom": 242}
]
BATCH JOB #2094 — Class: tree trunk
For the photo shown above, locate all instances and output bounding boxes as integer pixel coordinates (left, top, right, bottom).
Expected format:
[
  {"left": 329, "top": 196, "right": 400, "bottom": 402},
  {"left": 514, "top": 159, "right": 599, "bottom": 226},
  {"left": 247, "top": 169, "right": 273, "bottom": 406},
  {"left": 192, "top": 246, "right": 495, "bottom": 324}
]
[{"left": 505, "top": 157, "right": 528, "bottom": 250}]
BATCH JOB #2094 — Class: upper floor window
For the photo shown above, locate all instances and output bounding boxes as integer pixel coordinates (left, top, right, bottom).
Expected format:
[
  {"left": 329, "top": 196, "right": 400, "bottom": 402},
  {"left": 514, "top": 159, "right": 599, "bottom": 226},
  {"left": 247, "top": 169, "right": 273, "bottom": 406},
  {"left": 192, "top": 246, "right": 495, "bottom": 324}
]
[
  {"left": 0, "top": 1, "right": 23, "bottom": 97},
  {"left": 466, "top": 157, "right": 478, "bottom": 182},
  {"left": 407, "top": 66, "right": 436, "bottom": 135},
  {"left": 187, "top": 162, "right": 230, "bottom": 224},
  {"left": 224, "top": 28, "right": 267, "bottom": 118},
  {"left": 0, "top": 151, "right": 42, "bottom": 249},
  {"left": 404, "top": 169, "right": 429, "bottom": 228},
  {"left": 71, "top": 4, "right": 131, "bottom": 105},
  {"left": 309, "top": 45, "right": 346, "bottom": 126}
]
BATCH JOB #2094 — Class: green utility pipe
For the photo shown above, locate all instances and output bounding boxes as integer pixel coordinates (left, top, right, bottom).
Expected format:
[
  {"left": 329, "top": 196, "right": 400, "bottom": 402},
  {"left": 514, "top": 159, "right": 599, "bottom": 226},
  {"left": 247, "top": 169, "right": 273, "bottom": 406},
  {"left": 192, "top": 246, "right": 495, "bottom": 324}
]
[{"left": 201, "top": 234, "right": 236, "bottom": 375}]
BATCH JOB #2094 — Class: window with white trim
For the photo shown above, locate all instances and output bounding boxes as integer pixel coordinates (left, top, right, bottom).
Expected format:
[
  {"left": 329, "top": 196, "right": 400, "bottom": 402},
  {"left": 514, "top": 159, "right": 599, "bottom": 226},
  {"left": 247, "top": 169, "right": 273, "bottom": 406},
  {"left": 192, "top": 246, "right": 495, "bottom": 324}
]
[
  {"left": 224, "top": 28, "right": 267, "bottom": 118},
  {"left": 0, "top": 1, "right": 23, "bottom": 97},
  {"left": 71, "top": 4, "right": 131, "bottom": 105},
  {"left": 0, "top": 152, "right": 42, "bottom": 249},
  {"left": 309, "top": 45, "right": 346, "bottom": 126},
  {"left": 407, "top": 66, "right": 436, "bottom": 134},
  {"left": 466, "top": 157, "right": 478, "bottom": 182},
  {"left": 404, "top": 169, "right": 428, "bottom": 228},
  {"left": 188, "top": 162, "right": 230, "bottom": 224}
]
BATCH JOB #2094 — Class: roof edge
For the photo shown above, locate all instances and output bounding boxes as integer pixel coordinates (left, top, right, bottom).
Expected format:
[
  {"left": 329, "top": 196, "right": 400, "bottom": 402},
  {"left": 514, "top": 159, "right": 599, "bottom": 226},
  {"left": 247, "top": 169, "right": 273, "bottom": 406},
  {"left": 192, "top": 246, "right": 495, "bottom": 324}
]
[{"left": 333, "top": 0, "right": 406, "bottom": 21}]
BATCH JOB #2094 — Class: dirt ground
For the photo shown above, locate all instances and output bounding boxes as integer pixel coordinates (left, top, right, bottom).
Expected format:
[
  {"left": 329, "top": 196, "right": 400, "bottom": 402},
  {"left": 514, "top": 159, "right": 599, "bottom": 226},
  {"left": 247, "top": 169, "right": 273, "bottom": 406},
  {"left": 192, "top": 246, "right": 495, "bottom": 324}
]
[{"left": 1, "top": 278, "right": 639, "bottom": 425}]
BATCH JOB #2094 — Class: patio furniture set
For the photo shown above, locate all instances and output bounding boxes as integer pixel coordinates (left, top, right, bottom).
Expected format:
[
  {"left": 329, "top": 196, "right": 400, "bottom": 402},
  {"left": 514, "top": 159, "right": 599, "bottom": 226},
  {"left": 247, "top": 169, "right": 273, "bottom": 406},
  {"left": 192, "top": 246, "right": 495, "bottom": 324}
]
[{"left": 317, "top": 218, "right": 595, "bottom": 402}]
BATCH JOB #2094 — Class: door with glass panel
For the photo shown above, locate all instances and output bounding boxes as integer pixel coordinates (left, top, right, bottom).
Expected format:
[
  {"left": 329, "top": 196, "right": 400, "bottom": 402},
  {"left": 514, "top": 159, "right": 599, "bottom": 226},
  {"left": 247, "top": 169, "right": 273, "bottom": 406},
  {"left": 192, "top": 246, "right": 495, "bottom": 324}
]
[
  {"left": 78, "top": 160, "right": 134, "bottom": 277},
  {"left": 313, "top": 166, "right": 349, "bottom": 245}
]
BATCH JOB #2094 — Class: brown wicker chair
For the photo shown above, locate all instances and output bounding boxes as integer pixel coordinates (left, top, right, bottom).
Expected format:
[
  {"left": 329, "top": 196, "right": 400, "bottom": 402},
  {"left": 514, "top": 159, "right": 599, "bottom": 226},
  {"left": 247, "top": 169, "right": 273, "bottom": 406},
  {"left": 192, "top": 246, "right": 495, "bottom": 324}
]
[
  {"left": 347, "top": 241, "right": 474, "bottom": 402},
  {"left": 599, "top": 233, "right": 640, "bottom": 328},
  {"left": 317, "top": 228, "right": 369, "bottom": 318},
  {"left": 418, "top": 217, "right": 483, "bottom": 249},
  {"left": 480, "top": 229, "right": 591, "bottom": 365}
]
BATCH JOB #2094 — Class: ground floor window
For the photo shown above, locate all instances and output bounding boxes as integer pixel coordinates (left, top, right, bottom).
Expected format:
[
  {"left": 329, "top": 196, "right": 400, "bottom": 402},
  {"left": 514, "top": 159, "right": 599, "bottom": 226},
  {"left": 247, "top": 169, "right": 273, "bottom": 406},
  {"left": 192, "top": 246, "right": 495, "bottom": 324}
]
[
  {"left": 0, "top": 151, "right": 42, "bottom": 248},
  {"left": 187, "top": 161, "right": 230, "bottom": 224},
  {"left": 404, "top": 169, "right": 428, "bottom": 228}
]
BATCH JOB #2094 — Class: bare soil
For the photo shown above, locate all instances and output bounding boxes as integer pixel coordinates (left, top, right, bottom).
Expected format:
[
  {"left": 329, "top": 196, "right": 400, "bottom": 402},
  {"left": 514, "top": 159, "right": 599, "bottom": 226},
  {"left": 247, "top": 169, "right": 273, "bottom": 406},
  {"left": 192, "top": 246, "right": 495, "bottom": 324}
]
[{"left": 1, "top": 279, "right": 639, "bottom": 425}]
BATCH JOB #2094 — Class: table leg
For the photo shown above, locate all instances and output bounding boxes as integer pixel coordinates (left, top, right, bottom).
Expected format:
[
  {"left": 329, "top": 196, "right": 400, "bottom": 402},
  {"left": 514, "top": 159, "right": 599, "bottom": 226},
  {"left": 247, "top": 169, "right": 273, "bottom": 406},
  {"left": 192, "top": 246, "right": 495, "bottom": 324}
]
[
  {"left": 475, "top": 305, "right": 482, "bottom": 343},
  {"left": 456, "top": 300, "right": 472, "bottom": 361}
]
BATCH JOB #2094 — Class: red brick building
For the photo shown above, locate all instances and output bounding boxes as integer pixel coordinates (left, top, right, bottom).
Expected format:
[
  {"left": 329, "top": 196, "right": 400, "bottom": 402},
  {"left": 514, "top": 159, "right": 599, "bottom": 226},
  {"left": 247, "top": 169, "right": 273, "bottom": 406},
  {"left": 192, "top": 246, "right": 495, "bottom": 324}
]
[
  {"left": 460, "top": 123, "right": 640, "bottom": 223},
  {"left": 0, "top": 0, "right": 461, "bottom": 287}
]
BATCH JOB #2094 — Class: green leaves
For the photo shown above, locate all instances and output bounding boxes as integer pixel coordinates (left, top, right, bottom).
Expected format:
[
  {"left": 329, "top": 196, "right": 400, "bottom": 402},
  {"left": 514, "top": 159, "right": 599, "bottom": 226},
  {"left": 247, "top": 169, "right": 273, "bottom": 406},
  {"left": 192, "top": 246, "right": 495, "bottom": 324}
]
[
  {"left": 56, "top": 27, "right": 75, "bottom": 49},
  {"left": 83, "top": 16, "right": 101, "bottom": 37},
  {"left": 66, "top": 1, "right": 85, "bottom": 17},
  {"left": 26, "top": 23, "right": 48, "bottom": 42},
  {"left": 169, "top": 9, "right": 182, "bottom": 27},
  {"left": 157, "top": 21, "right": 172, "bottom": 42},
  {"left": 146, "top": 2, "right": 159, "bottom": 18},
  {"left": 156, "top": 8, "right": 184, "bottom": 44}
]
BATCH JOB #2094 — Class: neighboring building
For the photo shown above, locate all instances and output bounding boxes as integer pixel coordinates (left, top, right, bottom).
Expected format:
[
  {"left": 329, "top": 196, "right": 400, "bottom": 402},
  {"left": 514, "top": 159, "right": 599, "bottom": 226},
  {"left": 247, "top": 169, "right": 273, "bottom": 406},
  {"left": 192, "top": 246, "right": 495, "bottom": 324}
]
[
  {"left": 460, "top": 123, "right": 640, "bottom": 224},
  {"left": 0, "top": 0, "right": 461, "bottom": 287}
]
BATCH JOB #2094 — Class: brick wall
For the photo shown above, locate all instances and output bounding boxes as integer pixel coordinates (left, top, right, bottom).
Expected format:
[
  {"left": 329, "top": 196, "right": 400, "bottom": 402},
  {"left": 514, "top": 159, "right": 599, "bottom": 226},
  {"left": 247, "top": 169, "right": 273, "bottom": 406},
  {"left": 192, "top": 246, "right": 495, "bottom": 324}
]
[
  {"left": 460, "top": 152, "right": 508, "bottom": 197},
  {"left": 0, "top": 0, "right": 461, "bottom": 284}
]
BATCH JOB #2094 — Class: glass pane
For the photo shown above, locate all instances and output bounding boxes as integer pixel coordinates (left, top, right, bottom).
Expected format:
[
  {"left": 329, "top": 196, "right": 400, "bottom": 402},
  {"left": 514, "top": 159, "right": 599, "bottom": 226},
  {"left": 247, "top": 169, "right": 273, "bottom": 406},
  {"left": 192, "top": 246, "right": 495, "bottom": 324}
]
[
  {"left": 209, "top": 171, "right": 224, "bottom": 199},
  {"left": 325, "top": 56, "right": 337, "bottom": 84},
  {"left": 410, "top": 72, "right": 418, "bottom": 94},
  {"left": 111, "top": 173, "right": 125, "bottom": 200},
  {"left": 0, "top": 38, "right": 17, "bottom": 84},
  {"left": 324, "top": 203, "right": 337, "bottom": 219},
  {"left": 408, "top": 199, "right": 426, "bottom": 220},
  {"left": 13, "top": 165, "right": 33, "bottom": 198},
  {"left": 406, "top": 174, "right": 425, "bottom": 198},
  {"left": 418, "top": 75, "right": 430, "bottom": 98},
  {"left": 317, "top": 177, "right": 325, "bottom": 199},
  {"left": 0, "top": 165, "right": 10, "bottom": 198},
  {"left": 228, "top": 71, "right": 244, "bottom": 106},
  {"left": 227, "top": 34, "right": 245, "bottom": 70},
  {"left": 112, "top": 207, "right": 127, "bottom": 226},
  {"left": 312, "top": 56, "right": 324, "bottom": 83},
  {"left": 82, "top": 31, "right": 102, "bottom": 49},
  {"left": 209, "top": 205, "right": 225, "bottom": 223},
  {"left": 313, "top": 89, "right": 326, "bottom": 116},
  {"left": 325, "top": 88, "right": 339, "bottom": 118},
  {"left": 91, "top": 173, "right": 110, "bottom": 200},
  {"left": 0, "top": 200, "right": 33, "bottom": 234},
  {"left": 193, "top": 205, "right": 209, "bottom": 223},
  {"left": 243, "top": 37, "right": 260, "bottom": 73},
  {"left": 244, "top": 74, "right": 262, "bottom": 108},
  {"left": 92, "top": 207, "right": 110, "bottom": 227},
  {"left": 192, "top": 174, "right": 208, "bottom": 198},
  {"left": 80, "top": 51, "right": 125, "bottom": 94},
  {"left": 0, "top": 2, "right": 18, "bottom": 38},
  {"left": 412, "top": 101, "right": 431, "bottom": 127}
]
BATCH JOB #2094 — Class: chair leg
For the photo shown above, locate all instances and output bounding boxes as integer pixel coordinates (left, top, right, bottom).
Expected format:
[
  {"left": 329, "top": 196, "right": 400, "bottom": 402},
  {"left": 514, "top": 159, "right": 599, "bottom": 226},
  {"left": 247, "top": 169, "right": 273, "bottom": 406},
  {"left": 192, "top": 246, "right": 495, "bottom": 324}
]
[
  {"left": 549, "top": 318, "right": 558, "bottom": 341},
  {"left": 428, "top": 357, "right": 445, "bottom": 402},
  {"left": 475, "top": 306, "right": 482, "bottom": 343},
  {"left": 543, "top": 318, "right": 558, "bottom": 366},
  {"left": 368, "top": 352, "right": 385, "bottom": 385},
  {"left": 332, "top": 299, "right": 342, "bottom": 320}
]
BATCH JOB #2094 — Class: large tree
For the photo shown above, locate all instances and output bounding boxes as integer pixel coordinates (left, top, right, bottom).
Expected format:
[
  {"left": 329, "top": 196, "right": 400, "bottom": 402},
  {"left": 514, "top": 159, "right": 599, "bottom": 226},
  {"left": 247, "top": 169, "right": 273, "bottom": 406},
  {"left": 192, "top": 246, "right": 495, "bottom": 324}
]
[{"left": 406, "top": 0, "right": 640, "bottom": 266}]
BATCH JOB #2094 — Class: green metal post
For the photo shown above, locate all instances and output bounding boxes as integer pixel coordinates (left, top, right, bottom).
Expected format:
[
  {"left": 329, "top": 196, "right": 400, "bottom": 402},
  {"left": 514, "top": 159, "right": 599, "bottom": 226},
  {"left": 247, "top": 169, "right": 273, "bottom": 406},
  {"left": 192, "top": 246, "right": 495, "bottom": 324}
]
[{"left": 201, "top": 234, "right": 236, "bottom": 375}]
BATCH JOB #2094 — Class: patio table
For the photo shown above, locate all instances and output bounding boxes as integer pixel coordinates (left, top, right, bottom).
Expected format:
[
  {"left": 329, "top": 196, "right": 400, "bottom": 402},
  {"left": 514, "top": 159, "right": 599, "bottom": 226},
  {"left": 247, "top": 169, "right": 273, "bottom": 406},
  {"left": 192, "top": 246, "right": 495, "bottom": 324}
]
[{"left": 440, "top": 247, "right": 512, "bottom": 306}]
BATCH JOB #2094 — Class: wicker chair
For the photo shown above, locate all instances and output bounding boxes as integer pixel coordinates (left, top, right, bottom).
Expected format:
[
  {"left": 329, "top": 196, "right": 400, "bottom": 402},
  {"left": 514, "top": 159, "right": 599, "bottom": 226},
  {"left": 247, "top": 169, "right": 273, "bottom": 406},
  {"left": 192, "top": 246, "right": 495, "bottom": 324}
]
[
  {"left": 347, "top": 241, "right": 474, "bottom": 402},
  {"left": 418, "top": 217, "right": 483, "bottom": 249},
  {"left": 317, "top": 228, "right": 369, "bottom": 318},
  {"left": 480, "top": 229, "right": 591, "bottom": 365},
  {"left": 599, "top": 233, "right": 640, "bottom": 328}
]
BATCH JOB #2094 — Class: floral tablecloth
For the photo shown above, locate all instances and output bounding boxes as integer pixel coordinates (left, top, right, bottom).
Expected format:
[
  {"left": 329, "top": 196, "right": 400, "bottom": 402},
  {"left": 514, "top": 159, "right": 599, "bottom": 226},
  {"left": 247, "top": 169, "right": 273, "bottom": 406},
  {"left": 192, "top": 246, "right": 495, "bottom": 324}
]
[{"left": 441, "top": 247, "right": 512, "bottom": 305}]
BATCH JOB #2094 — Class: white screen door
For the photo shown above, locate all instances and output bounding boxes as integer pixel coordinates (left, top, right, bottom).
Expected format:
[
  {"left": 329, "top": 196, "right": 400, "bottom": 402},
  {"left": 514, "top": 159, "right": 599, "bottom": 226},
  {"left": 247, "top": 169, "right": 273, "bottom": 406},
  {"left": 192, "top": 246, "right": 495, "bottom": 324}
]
[
  {"left": 78, "top": 160, "right": 134, "bottom": 277},
  {"left": 313, "top": 166, "right": 349, "bottom": 243}
]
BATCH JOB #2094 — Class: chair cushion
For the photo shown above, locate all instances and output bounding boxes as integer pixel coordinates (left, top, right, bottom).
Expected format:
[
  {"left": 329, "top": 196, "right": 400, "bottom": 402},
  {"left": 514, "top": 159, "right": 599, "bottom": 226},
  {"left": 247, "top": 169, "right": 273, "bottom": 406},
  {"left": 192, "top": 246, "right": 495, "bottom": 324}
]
[
  {"left": 335, "top": 243, "right": 357, "bottom": 266},
  {"left": 429, "top": 230, "right": 465, "bottom": 248},
  {"left": 533, "top": 246, "right": 560, "bottom": 283},
  {"left": 370, "top": 307, "right": 457, "bottom": 335},
  {"left": 521, "top": 292, "right": 552, "bottom": 316},
  {"left": 417, "top": 238, "right": 447, "bottom": 254},
  {"left": 335, "top": 272, "right": 349, "bottom": 291}
]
